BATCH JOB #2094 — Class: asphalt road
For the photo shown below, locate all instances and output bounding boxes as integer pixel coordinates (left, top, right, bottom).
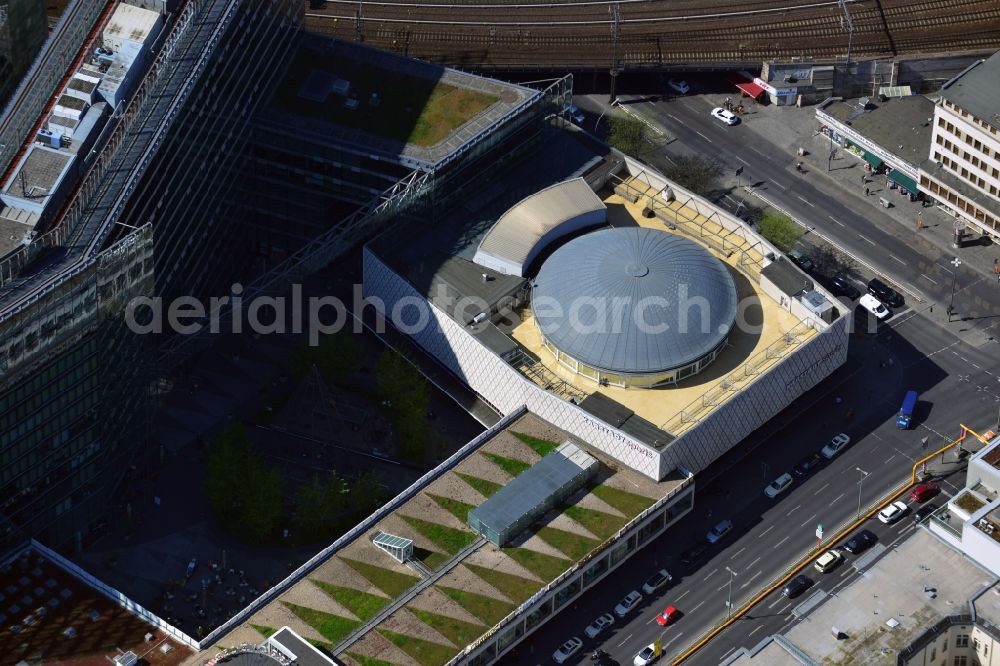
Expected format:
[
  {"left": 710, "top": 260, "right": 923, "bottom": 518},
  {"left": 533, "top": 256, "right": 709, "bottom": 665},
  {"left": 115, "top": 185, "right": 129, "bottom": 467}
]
[
  {"left": 503, "top": 90, "right": 1000, "bottom": 666},
  {"left": 615, "top": 89, "right": 1000, "bottom": 342}
]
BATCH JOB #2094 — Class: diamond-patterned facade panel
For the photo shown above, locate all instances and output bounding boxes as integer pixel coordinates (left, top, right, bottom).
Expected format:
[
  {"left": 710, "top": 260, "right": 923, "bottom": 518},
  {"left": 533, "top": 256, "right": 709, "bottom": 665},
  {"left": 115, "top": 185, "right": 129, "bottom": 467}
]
[{"left": 363, "top": 248, "right": 850, "bottom": 481}]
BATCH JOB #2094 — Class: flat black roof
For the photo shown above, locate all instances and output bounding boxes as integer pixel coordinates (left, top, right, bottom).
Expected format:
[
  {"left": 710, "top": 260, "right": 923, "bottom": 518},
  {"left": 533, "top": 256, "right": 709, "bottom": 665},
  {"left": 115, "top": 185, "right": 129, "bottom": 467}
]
[
  {"left": 820, "top": 95, "right": 935, "bottom": 168},
  {"left": 761, "top": 257, "right": 813, "bottom": 297},
  {"left": 940, "top": 53, "right": 1000, "bottom": 132},
  {"left": 578, "top": 392, "right": 675, "bottom": 448}
]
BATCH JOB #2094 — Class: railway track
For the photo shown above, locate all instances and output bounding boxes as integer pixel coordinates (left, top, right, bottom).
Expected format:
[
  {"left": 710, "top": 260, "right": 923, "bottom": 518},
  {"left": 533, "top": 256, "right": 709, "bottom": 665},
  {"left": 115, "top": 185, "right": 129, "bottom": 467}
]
[{"left": 304, "top": 0, "right": 1000, "bottom": 67}]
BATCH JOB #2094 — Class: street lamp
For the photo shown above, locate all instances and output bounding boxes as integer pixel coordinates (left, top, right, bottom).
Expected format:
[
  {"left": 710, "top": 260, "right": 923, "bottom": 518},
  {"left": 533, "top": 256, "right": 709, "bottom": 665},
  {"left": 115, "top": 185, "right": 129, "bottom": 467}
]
[
  {"left": 856, "top": 467, "right": 869, "bottom": 520},
  {"left": 947, "top": 256, "right": 962, "bottom": 321},
  {"left": 725, "top": 566, "right": 737, "bottom": 620},
  {"left": 595, "top": 99, "right": 620, "bottom": 133}
]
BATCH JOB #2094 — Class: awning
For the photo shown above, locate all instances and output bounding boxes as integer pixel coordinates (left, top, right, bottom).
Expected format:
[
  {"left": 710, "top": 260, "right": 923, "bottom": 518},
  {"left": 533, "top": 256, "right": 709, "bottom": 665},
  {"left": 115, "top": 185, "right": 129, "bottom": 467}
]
[
  {"left": 735, "top": 81, "right": 766, "bottom": 98},
  {"left": 888, "top": 169, "right": 919, "bottom": 193},
  {"left": 862, "top": 152, "right": 883, "bottom": 169}
]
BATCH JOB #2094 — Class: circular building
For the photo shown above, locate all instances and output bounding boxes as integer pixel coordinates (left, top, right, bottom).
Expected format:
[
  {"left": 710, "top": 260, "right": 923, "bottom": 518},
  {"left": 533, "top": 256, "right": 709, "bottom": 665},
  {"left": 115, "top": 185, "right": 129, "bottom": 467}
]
[{"left": 531, "top": 226, "right": 738, "bottom": 388}]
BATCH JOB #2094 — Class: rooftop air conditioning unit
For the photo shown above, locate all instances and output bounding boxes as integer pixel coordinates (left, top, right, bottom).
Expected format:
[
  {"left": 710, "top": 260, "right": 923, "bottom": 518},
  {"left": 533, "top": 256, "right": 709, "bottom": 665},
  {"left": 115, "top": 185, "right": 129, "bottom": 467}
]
[{"left": 114, "top": 653, "right": 138, "bottom": 666}]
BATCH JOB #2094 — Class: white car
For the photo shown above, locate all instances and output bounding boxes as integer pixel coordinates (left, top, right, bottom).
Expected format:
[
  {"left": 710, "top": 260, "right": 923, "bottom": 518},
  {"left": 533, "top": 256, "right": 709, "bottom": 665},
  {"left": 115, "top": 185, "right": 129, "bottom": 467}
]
[
  {"left": 820, "top": 433, "right": 851, "bottom": 459},
  {"left": 764, "top": 473, "right": 794, "bottom": 498},
  {"left": 814, "top": 549, "right": 844, "bottom": 573},
  {"left": 614, "top": 590, "right": 642, "bottom": 617},
  {"left": 667, "top": 79, "right": 690, "bottom": 94},
  {"left": 859, "top": 294, "right": 890, "bottom": 319},
  {"left": 642, "top": 569, "right": 673, "bottom": 594},
  {"left": 553, "top": 637, "right": 583, "bottom": 664},
  {"left": 878, "top": 500, "right": 909, "bottom": 524},
  {"left": 710, "top": 107, "right": 738, "bottom": 125},
  {"left": 584, "top": 612, "right": 615, "bottom": 639},
  {"left": 634, "top": 643, "right": 658, "bottom": 666}
]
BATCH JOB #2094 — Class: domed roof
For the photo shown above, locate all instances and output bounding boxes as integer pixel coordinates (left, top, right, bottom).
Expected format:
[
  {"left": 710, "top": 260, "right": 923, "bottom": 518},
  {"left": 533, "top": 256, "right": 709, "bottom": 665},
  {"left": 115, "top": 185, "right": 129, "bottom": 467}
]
[{"left": 531, "top": 227, "right": 738, "bottom": 375}]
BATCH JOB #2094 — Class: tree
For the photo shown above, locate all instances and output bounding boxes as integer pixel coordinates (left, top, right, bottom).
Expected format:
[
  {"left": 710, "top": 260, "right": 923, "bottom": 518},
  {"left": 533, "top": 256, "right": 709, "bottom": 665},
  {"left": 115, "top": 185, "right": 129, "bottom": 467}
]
[
  {"left": 659, "top": 154, "right": 724, "bottom": 197},
  {"left": 757, "top": 210, "right": 803, "bottom": 253},
  {"left": 350, "top": 471, "right": 387, "bottom": 522},
  {"left": 241, "top": 463, "right": 284, "bottom": 544},
  {"left": 606, "top": 114, "right": 648, "bottom": 158},
  {"left": 203, "top": 424, "right": 252, "bottom": 523},
  {"left": 376, "top": 350, "right": 430, "bottom": 463},
  {"left": 317, "top": 330, "right": 363, "bottom": 385},
  {"left": 294, "top": 472, "right": 349, "bottom": 540}
]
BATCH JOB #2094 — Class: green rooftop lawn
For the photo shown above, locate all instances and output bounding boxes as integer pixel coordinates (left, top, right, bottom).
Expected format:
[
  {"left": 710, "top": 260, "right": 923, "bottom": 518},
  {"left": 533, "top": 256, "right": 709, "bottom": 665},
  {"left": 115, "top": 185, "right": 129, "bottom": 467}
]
[
  {"left": 379, "top": 629, "right": 458, "bottom": 666},
  {"left": 564, "top": 505, "right": 627, "bottom": 540},
  {"left": 428, "top": 494, "right": 477, "bottom": 525},
  {"left": 503, "top": 547, "right": 571, "bottom": 582},
  {"left": 272, "top": 49, "right": 499, "bottom": 148},
  {"left": 463, "top": 563, "right": 539, "bottom": 604},
  {"left": 401, "top": 514, "right": 478, "bottom": 555},
  {"left": 536, "top": 526, "right": 600, "bottom": 560},
  {"left": 311, "top": 579, "right": 387, "bottom": 622},
  {"left": 282, "top": 601, "right": 359, "bottom": 644},
  {"left": 341, "top": 557, "right": 420, "bottom": 598},
  {"left": 251, "top": 624, "right": 277, "bottom": 638},
  {"left": 438, "top": 586, "right": 515, "bottom": 626},
  {"left": 413, "top": 546, "right": 450, "bottom": 571},
  {"left": 482, "top": 453, "right": 532, "bottom": 478},
  {"left": 512, "top": 432, "right": 559, "bottom": 457},
  {"left": 346, "top": 653, "right": 396, "bottom": 666},
  {"left": 308, "top": 636, "right": 334, "bottom": 652},
  {"left": 591, "top": 484, "right": 655, "bottom": 517},
  {"left": 456, "top": 472, "right": 503, "bottom": 498},
  {"left": 410, "top": 607, "right": 484, "bottom": 647}
]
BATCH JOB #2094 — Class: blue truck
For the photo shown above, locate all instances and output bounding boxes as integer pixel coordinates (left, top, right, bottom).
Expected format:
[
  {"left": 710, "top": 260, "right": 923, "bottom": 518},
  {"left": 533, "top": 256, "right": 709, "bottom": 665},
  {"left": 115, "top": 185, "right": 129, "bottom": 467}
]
[{"left": 896, "top": 390, "right": 918, "bottom": 429}]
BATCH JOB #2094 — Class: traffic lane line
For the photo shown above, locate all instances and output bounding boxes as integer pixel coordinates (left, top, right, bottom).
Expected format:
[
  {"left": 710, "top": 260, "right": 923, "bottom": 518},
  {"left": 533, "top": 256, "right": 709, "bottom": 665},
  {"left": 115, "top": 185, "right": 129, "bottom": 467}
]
[
  {"left": 797, "top": 195, "right": 815, "bottom": 207},
  {"left": 889, "top": 254, "right": 906, "bottom": 265},
  {"left": 921, "top": 273, "right": 938, "bottom": 284},
  {"left": 858, "top": 234, "right": 876, "bottom": 246},
  {"left": 696, "top": 131, "right": 714, "bottom": 144}
]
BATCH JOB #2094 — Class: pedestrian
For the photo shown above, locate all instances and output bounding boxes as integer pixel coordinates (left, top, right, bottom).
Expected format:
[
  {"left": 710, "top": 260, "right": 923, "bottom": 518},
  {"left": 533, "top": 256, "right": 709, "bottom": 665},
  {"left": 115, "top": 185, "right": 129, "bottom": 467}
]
[{"left": 864, "top": 185, "right": 870, "bottom": 196}]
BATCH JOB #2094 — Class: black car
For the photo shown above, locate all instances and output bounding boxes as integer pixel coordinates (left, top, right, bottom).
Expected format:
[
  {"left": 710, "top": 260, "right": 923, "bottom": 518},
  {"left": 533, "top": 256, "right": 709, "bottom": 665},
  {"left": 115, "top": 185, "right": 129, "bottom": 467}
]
[
  {"left": 680, "top": 542, "right": 709, "bottom": 564},
  {"left": 868, "top": 278, "right": 904, "bottom": 308},
  {"left": 913, "top": 503, "right": 939, "bottom": 525},
  {"left": 843, "top": 529, "right": 877, "bottom": 554},
  {"left": 783, "top": 574, "right": 813, "bottom": 598},
  {"left": 793, "top": 452, "right": 824, "bottom": 478},
  {"left": 828, "top": 275, "right": 861, "bottom": 299}
]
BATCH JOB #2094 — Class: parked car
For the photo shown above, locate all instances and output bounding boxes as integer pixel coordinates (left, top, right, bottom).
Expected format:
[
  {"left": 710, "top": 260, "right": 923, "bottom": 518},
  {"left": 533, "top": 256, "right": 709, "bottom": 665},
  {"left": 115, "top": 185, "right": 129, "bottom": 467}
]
[
  {"left": 793, "top": 452, "right": 824, "bottom": 478},
  {"left": 614, "top": 590, "right": 643, "bottom": 617},
  {"left": 642, "top": 569, "right": 673, "bottom": 594},
  {"left": 859, "top": 294, "right": 890, "bottom": 319},
  {"left": 667, "top": 79, "right": 690, "bottom": 94},
  {"left": 710, "top": 107, "right": 738, "bottom": 125},
  {"left": 553, "top": 638, "right": 583, "bottom": 664},
  {"left": 843, "top": 529, "right": 877, "bottom": 554},
  {"left": 783, "top": 574, "right": 813, "bottom": 598},
  {"left": 633, "top": 644, "right": 658, "bottom": 666},
  {"left": 814, "top": 549, "right": 844, "bottom": 573},
  {"left": 565, "top": 104, "right": 585, "bottom": 123},
  {"left": 680, "top": 542, "right": 709, "bottom": 564},
  {"left": 707, "top": 519, "right": 734, "bottom": 544},
  {"left": 911, "top": 481, "right": 940, "bottom": 503},
  {"left": 820, "top": 433, "right": 851, "bottom": 459},
  {"left": 868, "top": 278, "right": 904, "bottom": 308},
  {"left": 828, "top": 274, "right": 861, "bottom": 299},
  {"left": 788, "top": 249, "right": 815, "bottom": 273},
  {"left": 878, "top": 500, "right": 909, "bottom": 524},
  {"left": 913, "top": 503, "right": 939, "bottom": 525},
  {"left": 765, "top": 472, "right": 794, "bottom": 498},
  {"left": 585, "top": 613, "right": 615, "bottom": 639},
  {"left": 655, "top": 605, "right": 681, "bottom": 626}
]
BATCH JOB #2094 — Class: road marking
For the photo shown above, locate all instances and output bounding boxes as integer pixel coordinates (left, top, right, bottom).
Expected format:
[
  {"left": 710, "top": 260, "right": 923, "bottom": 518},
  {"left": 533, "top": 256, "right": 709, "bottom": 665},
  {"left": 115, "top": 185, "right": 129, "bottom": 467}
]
[
  {"left": 921, "top": 273, "right": 938, "bottom": 284},
  {"left": 827, "top": 214, "right": 845, "bottom": 227},
  {"left": 858, "top": 234, "right": 876, "bottom": 246},
  {"left": 740, "top": 570, "right": 763, "bottom": 588},
  {"left": 768, "top": 596, "right": 784, "bottom": 610},
  {"left": 840, "top": 568, "right": 853, "bottom": 577},
  {"left": 748, "top": 626, "right": 763, "bottom": 637},
  {"left": 663, "top": 632, "right": 684, "bottom": 648},
  {"left": 617, "top": 633, "right": 633, "bottom": 647},
  {"left": 748, "top": 556, "right": 761, "bottom": 568},
  {"left": 749, "top": 147, "right": 767, "bottom": 158},
  {"left": 797, "top": 195, "right": 815, "bottom": 207},
  {"left": 774, "top": 535, "right": 790, "bottom": 549},
  {"left": 721, "top": 647, "right": 736, "bottom": 660},
  {"left": 731, "top": 547, "right": 746, "bottom": 559},
  {"left": 800, "top": 512, "right": 818, "bottom": 527},
  {"left": 737, "top": 156, "right": 750, "bottom": 165},
  {"left": 786, "top": 504, "right": 801, "bottom": 516},
  {"left": 889, "top": 254, "right": 906, "bottom": 265},
  {"left": 675, "top": 590, "right": 690, "bottom": 602},
  {"left": 780, "top": 602, "right": 791, "bottom": 614},
  {"left": 885, "top": 454, "right": 896, "bottom": 464},
  {"left": 717, "top": 582, "right": 729, "bottom": 592},
  {"left": 690, "top": 600, "right": 705, "bottom": 613},
  {"left": 760, "top": 525, "right": 774, "bottom": 537},
  {"left": 833, "top": 493, "right": 845, "bottom": 503},
  {"left": 703, "top": 568, "right": 718, "bottom": 581},
  {"left": 696, "top": 131, "right": 714, "bottom": 144},
  {"left": 813, "top": 482, "right": 830, "bottom": 496}
]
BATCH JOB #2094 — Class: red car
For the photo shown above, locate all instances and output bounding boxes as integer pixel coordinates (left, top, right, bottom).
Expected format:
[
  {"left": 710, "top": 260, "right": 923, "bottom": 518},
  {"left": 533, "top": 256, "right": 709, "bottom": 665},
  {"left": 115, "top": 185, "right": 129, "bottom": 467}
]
[
  {"left": 655, "top": 605, "right": 680, "bottom": 626},
  {"left": 910, "top": 481, "right": 940, "bottom": 503}
]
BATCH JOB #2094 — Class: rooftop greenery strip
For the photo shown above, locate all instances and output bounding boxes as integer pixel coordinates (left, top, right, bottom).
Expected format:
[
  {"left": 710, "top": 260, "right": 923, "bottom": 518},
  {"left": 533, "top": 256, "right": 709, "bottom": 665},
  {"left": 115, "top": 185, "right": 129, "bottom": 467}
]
[
  {"left": 436, "top": 586, "right": 516, "bottom": 626},
  {"left": 503, "top": 546, "right": 572, "bottom": 582},
  {"left": 482, "top": 452, "right": 532, "bottom": 478},
  {"left": 311, "top": 579, "right": 388, "bottom": 622},
  {"left": 341, "top": 557, "right": 421, "bottom": 598},
  {"left": 428, "top": 494, "right": 478, "bottom": 525},
  {"left": 346, "top": 652, "right": 396, "bottom": 666},
  {"left": 409, "top": 607, "right": 485, "bottom": 647},
  {"left": 455, "top": 472, "right": 503, "bottom": 499},
  {"left": 511, "top": 432, "right": 559, "bottom": 457},
  {"left": 591, "top": 484, "right": 655, "bottom": 517},
  {"left": 536, "top": 526, "right": 600, "bottom": 560},
  {"left": 379, "top": 629, "right": 459, "bottom": 666},
  {"left": 564, "top": 505, "right": 627, "bottom": 540},
  {"left": 400, "top": 514, "right": 479, "bottom": 555},
  {"left": 282, "top": 601, "right": 359, "bottom": 644},
  {"left": 462, "top": 563, "right": 539, "bottom": 604}
]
